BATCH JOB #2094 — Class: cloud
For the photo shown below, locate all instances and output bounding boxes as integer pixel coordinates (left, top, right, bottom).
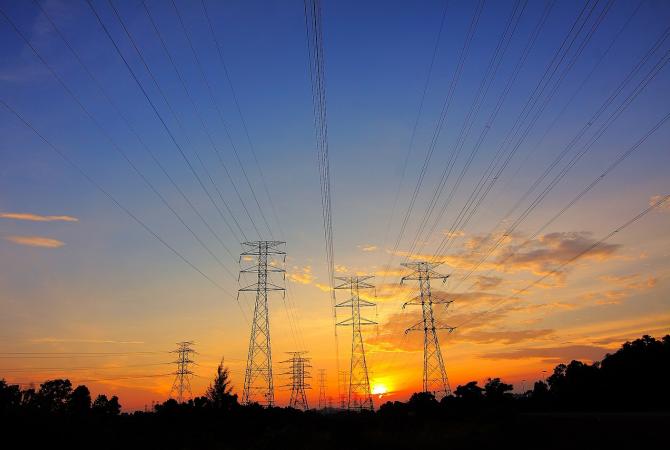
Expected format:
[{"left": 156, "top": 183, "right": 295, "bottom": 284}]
[
  {"left": 30, "top": 337, "right": 144, "bottom": 345},
  {"left": 287, "top": 266, "right": 314, "bottom": 285},
  {"left": 494, "top": 232, "right": 620, "bottom": 276},
  {"left": 391, "top": 231, "right": 620, "bottom": 281},
  {"left": 453, "top": 328, "right": 554, "bottom": 345},
  {"left": 442, "top": 229, "right": 465, "bottom": 239},
  {"left": 0, "top": 212, "right": 78, "bottom": 222},
  {"left": 358, "top": 244, "right": 378, "bottom": 252},
  {"left": 481, "top": 344, "right": 611, "bottom": 363},
  {"left": 335, "top": 264, "right": 349, "bottom": 274},
  {"left": 649, "top": 194, "right": 670, "bottom": 211},
  {"left": 474, "top": 275, "right": 503, "bottom": 290},
  {"left": 4, "top": 235, "right": 65, "bottom": 248},
  {"left": 581, "top": 274, "right": 658, "bottom": 306},
  {"left": 314, "top": 283, "right": 331, "bottom": 292}
]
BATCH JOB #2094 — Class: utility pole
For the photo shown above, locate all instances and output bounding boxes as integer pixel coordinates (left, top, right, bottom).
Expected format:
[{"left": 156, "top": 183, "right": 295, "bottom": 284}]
[
  {"left": 400, "top": 261, "right": 454, "bottom": 399},
  {"left": 317, "top": 369, "right": 327, "bottom": 409},
  {"left": 170, "top": 341, "right": 196, "bottom": 403},
  {"left": 281, "top": 351, "right": 311, "bottom": 410},
  {"left": 335, "top": 276, "right": 376, "bottom": 411},
  {"left": 239, "top": 241, "right": 286, "bottom": 406}
]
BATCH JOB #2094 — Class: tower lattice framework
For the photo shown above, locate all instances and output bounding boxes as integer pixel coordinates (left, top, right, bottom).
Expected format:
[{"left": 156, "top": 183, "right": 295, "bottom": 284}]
[
  {"left": 317, "top": 369, "right": 327, "bottom": 409},
  {"left": 239, "top": 241, "right": 286, "bottom": 406},
  {"left": 335, "top": 276, "right": 376, "bottom": 411},
  {"left": 170, "top": 341, "right": 196, "bottom": 403},
  {"left": 280, "top": 351, "right": 311, "bottom": 410},
  {"left": 400, "top": 261, "right": 454, "bottom": 399}
]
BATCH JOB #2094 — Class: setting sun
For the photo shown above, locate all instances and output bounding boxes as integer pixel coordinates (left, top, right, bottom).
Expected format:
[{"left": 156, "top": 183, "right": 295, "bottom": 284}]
[{"left": 372, "top": 384, "right": 388, "bottom": 398}]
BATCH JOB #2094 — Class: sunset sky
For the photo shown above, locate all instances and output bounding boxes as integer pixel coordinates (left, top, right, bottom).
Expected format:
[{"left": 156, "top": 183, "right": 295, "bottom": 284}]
[{"left": 1, "top": 0, "right": 669, "bottom": 411}]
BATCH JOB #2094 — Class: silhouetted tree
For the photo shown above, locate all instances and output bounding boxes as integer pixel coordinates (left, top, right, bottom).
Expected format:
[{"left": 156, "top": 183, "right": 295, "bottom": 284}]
[
  {"left": 484, "top": 377, "right": 513, "bottom": 402},
  {"left": 68, "top": 385, "right": 92, "bottom": 414},
  {"left": 531, "top": 380, "right": 549, "bottom": 401},
  {"left": 0, "top": 379, "right": 21, "bottom": 414},
  {"left": 599, "top": 334, "right": 670, "bottom": 409},
  {"left": 37, "top": 379, "right": 72, "bottom": 412},
  {"left": 205, "top": 359, "right": 238, "bottom": 410},
  {"left": 406, "top": 392, "right": 439, "bottom": 415},
  {"left": 92, "top": 394, "right": 121, "bottom": 416},
  {"left": 454, "top": 381, "right": 484, "bottom": 402}
]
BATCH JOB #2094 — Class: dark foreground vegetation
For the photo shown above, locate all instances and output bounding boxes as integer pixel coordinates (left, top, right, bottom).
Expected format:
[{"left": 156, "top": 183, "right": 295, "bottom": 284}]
[{"left": 1, "top": 335, "right": 668, "bottom": 449}]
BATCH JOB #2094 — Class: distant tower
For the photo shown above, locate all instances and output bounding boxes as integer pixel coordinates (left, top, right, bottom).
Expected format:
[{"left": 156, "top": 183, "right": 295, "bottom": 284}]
[
  {"left": 239, "top": 241, "right": 286, "bottom": 406},
  {"left": 400, "top": 262, "right": 454, "bottom": 399},
  {"left": 281, "top": 351, "right": 311, "bottom": 410},
  {"left": 338, "top": 370, "right": 348, "bottom": 409},
  {"left": 317, "top": 369, "right": 327, "bottom": 409},
  {"left": 170, "top": 341, "right": 196, "bottom": 403},
  {"left": 335, "top": 276, "right": 376, "bottom": 410}
]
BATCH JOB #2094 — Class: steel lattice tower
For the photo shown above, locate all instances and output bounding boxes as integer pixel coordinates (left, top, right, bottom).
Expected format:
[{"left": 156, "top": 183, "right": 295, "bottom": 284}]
[
  {"left": 317, "top": 369, "right": 327, "bottom": 409},
  {"left": 400, "top": 262, "right": 454, "bottom": 399},
  {"left": 239, "top": 241, "right": 286, "bottom": 406},
  {"left": 338, "top": 370, "right": 348, "bottom": 409},
  {"left": 170, "top": 341, "right": 196, "bottom": 403},
  {"left": 280, "top": 351, "right": 311, "bottom": 410},
  {"left": 335, "top": 276, "right": 376, "bottom": 411}
]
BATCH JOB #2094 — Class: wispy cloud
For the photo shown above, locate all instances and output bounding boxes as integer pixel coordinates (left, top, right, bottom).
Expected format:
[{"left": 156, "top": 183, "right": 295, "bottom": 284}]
[
  {"left": 0, "top": 212, "right": 78, "bottom": 222},
  {"left": 649, "top": 194, "right": 670, "bottom": 211},
  {"left": 5, "top": 235, "right": 65, "bottom": 248},
  {"left": 287, "top": 266, "right": 314, "bottom": 285},
  {"left": 481, "top": 344, "right": 611, "bottom": 363},
  {"left": 358, "top": 244, "right": 378, "bottom": 252},
  {"left": 30, "top": 337, "right": 145, "bottom": 345}
]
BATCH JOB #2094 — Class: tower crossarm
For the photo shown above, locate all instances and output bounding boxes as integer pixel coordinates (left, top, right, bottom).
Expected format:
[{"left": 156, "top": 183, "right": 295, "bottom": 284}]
[{"left": 336, "top": 317, "right": 377, "bottom": 327}]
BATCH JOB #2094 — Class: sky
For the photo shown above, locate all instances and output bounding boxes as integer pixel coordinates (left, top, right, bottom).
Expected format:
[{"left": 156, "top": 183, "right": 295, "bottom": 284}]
[{"left": 0, "top": 0, "right": 669, "bottom": 411}]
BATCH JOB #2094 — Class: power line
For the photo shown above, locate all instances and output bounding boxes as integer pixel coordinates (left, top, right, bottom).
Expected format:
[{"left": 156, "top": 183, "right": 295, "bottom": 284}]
[
  {"left": 166, "top": 0, "right": 274, "bottom": 239},
  {"left": 141, "top": 0, "right": 264, "bottom": 241},
  {"left": 451, "top": 33, "right": 670, "bottom": 290},
  {"left": 379, "top": 0, "right": 450, "bottom": 265},
  {"left": 0, "top": 98, "right": 230, "bottom": 294},
  {"left": 453, "top": 194, "right": 670, "bottom": 329},
  {"left": 86, "top": 0, "right": 246, "bottom": 245},
  {"left": 380, "top": 0, "right": 485, "bottom": 286},
  {"left": 200, "top": 0, "right": 286, "bottom": 239},
  {"left": 11, "top": 0, "right": 237, "bottom": 281}
]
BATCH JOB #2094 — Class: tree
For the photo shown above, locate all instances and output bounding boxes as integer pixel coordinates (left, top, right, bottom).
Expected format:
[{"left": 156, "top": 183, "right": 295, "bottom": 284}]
[
  {"left": 68, "top": 385, "right": 91, "bottom": 414},
  {"left": 454, "top": 381, "right": 484, "bottom": 401},
  {"left": 92, "top": 394, "right": 121, "bottom": 415},
  {"left": 407, "top": 392, "right": 439, "bottom": 414},
  {"left": 531, "top": 380, "right": 549, "bottom": 400},
  {"left": 37, "top": 379, "right": 72, "bottom": 412},
  {"left": 484, "top": 377, "right": 513, "bottom": 401},
  {"left": 0, "top": 379, "right": 22, "bottom": 414},
  {"left": 205, "top": 359, "right": 238, "bottom": 410}
]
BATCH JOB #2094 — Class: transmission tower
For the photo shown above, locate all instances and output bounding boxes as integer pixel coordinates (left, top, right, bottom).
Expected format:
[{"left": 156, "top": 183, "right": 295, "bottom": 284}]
[
  {"left": 170, "top": 341, "right": 196, "bottom": 403},
  {"left": 400, "top": 261, "right": 454, "bottom": 399},
  {"left": 239, "top": 241, "right": 286, "bottom": 406},
  {"left": 317, "top": 369, "right": 327, "bottom": 409},
  {"left": 280, "top": 351, "right": 311, "bottom": 410},
  {"left": 335, "top": 276, "right": 376, "bottom": 410},
  {"left": 338, "top": 370, "right": 348, "bottom": 409}
]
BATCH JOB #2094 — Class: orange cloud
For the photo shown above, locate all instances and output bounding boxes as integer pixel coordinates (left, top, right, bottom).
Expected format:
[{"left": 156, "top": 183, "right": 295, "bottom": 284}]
[
  {"left": 474, "top": 275, "right": 503, "bottom": 290},
  {"left": 287, "top": 266, "right": 314, "bottom": 285},
  {"left": 0, "top": 212, "right": 78, "bottom": 222},
  {"left": 481, "top": 344, "right": 611, "bottom": 363},
  {"left": 649, "top": 194, "right": 670, "bottom": 211},
  {"left": 4, "top": 235, "right": 65, "bottom": 248}
]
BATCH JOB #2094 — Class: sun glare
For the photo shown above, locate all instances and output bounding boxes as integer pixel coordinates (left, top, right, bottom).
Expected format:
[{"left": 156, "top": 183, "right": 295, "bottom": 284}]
[{"left": 371, "top": 383, "right": 388, "bottom": 397}]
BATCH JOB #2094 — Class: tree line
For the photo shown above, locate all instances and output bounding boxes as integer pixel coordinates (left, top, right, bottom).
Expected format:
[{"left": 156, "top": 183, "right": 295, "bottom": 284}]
[{"left": 1, "top": 334, "right": 668, "bottom": 417}]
